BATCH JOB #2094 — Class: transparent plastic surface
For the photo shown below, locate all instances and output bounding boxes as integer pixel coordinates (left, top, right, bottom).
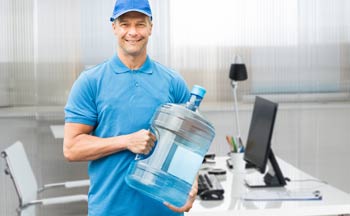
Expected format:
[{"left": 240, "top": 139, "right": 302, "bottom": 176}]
[
  {"left": 125, "top": 103, "right": 215, "bottom": 207},
  {"left": 186, "top": 85, "right": 206, "bottom": 111}
]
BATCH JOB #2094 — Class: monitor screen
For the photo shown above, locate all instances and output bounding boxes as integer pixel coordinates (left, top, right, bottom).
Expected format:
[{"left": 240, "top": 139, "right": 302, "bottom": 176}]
[{"left": 244, "top": 96, "right": 278, "bottom": 174}]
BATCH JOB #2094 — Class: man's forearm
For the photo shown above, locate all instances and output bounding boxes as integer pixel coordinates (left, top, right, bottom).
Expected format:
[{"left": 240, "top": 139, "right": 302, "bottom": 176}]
[{"left": 63, "top": 134, "right": 128, "bottom": 161}]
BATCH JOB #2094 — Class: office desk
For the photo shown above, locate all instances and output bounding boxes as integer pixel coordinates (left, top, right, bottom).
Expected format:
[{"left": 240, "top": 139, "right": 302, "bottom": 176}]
[
  {"left": 50, "top": 124, "right": 64, "bottom": 139},
  {"left": 186, "top": 156, "right": 350, "bottom": 216}
]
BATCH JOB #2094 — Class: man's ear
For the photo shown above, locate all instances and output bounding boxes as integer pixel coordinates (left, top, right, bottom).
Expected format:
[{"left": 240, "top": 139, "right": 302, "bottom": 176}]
[
  {"left": 149, "top": 22, "right": 153, "bottom": 36},
  {"left": 112, "top": 22, "right": 117, "bottom": 35}
]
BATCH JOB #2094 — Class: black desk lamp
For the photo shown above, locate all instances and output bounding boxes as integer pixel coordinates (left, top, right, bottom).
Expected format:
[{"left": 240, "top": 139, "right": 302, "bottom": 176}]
[{"left": 229, "top": 55, "right": 248, "bottom": 149}]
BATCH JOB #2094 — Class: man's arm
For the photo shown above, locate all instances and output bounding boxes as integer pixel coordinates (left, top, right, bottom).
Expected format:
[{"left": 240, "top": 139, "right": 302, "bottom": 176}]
[{"left": 63, "top": 123, "right": 156, "bottom": 162}]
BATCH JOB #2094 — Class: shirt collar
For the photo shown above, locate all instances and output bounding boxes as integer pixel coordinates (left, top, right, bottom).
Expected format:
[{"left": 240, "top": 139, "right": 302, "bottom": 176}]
[{"left": 110, "top": 54, "right": 153, "bottom": 74}]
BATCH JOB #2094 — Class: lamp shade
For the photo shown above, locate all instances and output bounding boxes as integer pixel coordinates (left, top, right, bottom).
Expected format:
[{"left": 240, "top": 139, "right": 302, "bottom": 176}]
[{"left": 229, "top": 63, "right": 248, "bottom": 81}]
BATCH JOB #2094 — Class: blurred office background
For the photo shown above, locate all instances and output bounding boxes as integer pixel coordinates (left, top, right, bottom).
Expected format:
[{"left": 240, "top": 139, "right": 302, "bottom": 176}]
[{"left": 1, "top": 0, "right": 350, "bottom": 215}]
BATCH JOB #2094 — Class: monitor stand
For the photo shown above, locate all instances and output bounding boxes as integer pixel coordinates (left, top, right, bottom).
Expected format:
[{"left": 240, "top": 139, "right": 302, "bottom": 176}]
[{"left": 245, "top": 149, "right": 287, "bottom": 188}]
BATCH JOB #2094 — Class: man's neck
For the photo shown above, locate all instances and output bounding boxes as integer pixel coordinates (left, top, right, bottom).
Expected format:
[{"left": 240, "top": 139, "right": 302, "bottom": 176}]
[{"left": 117, "top": 51, "right": 147, "bottom": 70}]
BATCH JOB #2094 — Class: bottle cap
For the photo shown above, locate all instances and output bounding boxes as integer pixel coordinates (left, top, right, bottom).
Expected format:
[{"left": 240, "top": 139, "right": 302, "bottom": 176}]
[{"left": 191, "top": 85, "right": 206, "bottom": 98}]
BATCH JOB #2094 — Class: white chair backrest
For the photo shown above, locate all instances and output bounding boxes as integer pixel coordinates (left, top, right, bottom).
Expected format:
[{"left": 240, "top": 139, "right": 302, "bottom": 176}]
[
  {"left": 20, "top": 206, "right": 35, "bottom": 216},
  {"left": 3, "top": 141, "right": 38, "bottom": 206}
]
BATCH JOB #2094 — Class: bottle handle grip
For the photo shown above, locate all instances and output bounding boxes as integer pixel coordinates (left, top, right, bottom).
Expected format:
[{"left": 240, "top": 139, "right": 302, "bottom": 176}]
[{"left": 134, "top": 127, "right": 159, "bottom": 161}]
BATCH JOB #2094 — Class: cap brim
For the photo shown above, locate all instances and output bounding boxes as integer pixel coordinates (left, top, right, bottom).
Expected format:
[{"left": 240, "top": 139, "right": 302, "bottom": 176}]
[{"left": 110, "top": 9, "right": 152, "bottom": 22}]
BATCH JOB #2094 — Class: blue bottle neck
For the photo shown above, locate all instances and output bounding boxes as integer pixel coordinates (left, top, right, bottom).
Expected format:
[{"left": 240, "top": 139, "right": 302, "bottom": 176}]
[{"left": 186, "top": 94, "right": 203, "bottom": 111}]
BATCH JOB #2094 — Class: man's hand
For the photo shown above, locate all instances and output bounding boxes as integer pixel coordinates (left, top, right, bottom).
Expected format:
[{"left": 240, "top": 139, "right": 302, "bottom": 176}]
[
  {"left": 164, "top": 177, "right": 198, "bottom": 213},
  {"left": 126, "top": 129, "right": 156, "bottom": 155}
]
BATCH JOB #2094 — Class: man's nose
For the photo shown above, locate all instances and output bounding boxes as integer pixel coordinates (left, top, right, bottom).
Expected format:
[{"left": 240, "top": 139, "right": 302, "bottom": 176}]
[{"left": 128, "top": 26, "right": 137, "bottom": 36}]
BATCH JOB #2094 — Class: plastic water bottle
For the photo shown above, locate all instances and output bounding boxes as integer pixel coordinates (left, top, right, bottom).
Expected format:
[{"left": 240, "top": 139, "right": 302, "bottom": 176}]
[
  {"left": 186, "top": 85, "right": 206, "bottom": 112},
  {"left": 125, "top": 85, "right": 215, "bottom": 208}
]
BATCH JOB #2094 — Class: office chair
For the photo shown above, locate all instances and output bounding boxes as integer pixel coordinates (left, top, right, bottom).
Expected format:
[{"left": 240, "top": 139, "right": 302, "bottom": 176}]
[{"left": 1, "top": 141, "right": 89, "bottom": 216}]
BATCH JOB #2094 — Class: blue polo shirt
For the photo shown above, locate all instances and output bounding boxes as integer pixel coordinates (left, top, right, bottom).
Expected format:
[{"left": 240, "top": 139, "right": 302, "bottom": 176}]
[{"left": 65, "top": 54, "right": 190, "bottom": 216}]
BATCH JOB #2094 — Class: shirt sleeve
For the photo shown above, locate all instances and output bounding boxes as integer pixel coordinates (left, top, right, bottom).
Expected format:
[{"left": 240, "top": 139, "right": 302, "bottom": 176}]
[
  {"left": 64, "top": 73, "right": 98, "bottom": 126},
  {"left": 171, "top": 73, "right": 191, "bottom": 104}
]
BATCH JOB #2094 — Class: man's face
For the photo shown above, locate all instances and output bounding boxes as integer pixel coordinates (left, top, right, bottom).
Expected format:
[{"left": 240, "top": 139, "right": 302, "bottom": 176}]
[{"left": 112, "top": 12, "right": 152, "bottom": 57}]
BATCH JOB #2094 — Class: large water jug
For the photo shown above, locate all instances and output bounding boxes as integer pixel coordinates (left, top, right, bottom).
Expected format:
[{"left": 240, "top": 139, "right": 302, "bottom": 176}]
[{"left": 125, "top": 85, "right": 215, "bottom": 207}]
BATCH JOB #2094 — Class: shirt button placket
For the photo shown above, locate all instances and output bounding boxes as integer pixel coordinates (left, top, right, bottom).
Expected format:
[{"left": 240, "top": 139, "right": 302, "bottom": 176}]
[{"left": 133, "top": 70, "right": 139, "bottom": 87}]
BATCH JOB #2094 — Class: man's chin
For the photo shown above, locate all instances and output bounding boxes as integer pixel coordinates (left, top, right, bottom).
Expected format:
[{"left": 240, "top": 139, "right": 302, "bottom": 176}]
[
  {"left": 127, "top": 50, "right": 142, "bottom": 56},
  {"left": 122, "top": 47, "right": 146, "bottom": 57}
]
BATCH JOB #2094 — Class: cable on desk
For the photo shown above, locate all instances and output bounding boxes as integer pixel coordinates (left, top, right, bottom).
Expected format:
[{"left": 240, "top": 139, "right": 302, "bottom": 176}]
[{"left": 289, "top": 178, "right": 328, "bottom": 185}]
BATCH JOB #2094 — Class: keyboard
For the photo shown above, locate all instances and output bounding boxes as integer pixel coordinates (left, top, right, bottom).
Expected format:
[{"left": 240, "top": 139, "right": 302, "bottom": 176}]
[{"left": 197, "top": 173, "right": 224, "bottom": 200}]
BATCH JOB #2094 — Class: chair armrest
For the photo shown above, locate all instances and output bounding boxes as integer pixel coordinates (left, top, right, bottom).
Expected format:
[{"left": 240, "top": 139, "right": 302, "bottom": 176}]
[
  {"left": 41, "top": 194, "right": 88, "bottom": 205},
  {"left": 38, "top": 179, "right": 90, "bottom": 192},
  {"left": 65, "top": 179, "right": 90, "bottom": 188},
  {"left": 21, "top": 199, "right": 44, "bottom": 209},
  {"left": 21, "top": 194, "right": 88, "bottom": 211}
]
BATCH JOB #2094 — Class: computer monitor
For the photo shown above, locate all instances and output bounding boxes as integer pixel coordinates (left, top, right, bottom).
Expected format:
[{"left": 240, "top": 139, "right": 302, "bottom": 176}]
[{"left": 243, "top": 96, "right": 287, "bottom": 187}]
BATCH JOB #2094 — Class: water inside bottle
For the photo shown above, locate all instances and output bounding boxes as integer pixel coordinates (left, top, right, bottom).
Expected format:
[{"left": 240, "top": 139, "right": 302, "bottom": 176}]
[
  {"left": 125, "top": 128, "right": 206, "bottom": 207},
  {"left": 125, "top": 102, "right": 215, "bottom": 207},
  {"left": 126, "top": 159, "right": 192, "bottom": 207}
]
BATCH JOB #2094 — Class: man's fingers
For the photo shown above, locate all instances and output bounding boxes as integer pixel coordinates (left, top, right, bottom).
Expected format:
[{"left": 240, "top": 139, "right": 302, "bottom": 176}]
[
  {"left": 148, "top": 130, "right": 157, "bottom": 142},
  {"left": 163, "top": 202, "right": 189, "bottom": 213}
]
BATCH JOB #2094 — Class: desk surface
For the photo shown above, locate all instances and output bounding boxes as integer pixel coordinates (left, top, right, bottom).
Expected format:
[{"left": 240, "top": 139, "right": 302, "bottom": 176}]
[
  {"left": 186, "top": 156, "right": 350, "bottom": 216},
  {"left": 50, "top": 124, "right": 64, "bottom": 139}
]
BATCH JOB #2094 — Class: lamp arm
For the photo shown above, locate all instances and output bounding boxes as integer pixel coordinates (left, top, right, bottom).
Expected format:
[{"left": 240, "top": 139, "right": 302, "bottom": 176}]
[{"left": 231, "top": 80, "right": 242, "bottom": 139}]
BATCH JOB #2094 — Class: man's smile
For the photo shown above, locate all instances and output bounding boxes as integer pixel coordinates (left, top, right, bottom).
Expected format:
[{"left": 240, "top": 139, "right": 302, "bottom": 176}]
[{"left": 125, "top": 38, "right": 142, "bottom": 44}]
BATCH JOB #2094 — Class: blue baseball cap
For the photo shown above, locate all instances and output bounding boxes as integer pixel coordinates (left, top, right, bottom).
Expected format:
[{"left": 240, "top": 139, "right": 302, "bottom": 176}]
[{"left": 110, "top": 0, "right": 152, "bottom": 22}]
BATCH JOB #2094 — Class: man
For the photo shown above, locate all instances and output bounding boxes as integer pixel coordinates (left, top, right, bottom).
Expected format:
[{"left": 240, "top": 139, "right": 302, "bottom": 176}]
[{"left": 63, "top": 0, "right": 197, "bottom": 215}]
